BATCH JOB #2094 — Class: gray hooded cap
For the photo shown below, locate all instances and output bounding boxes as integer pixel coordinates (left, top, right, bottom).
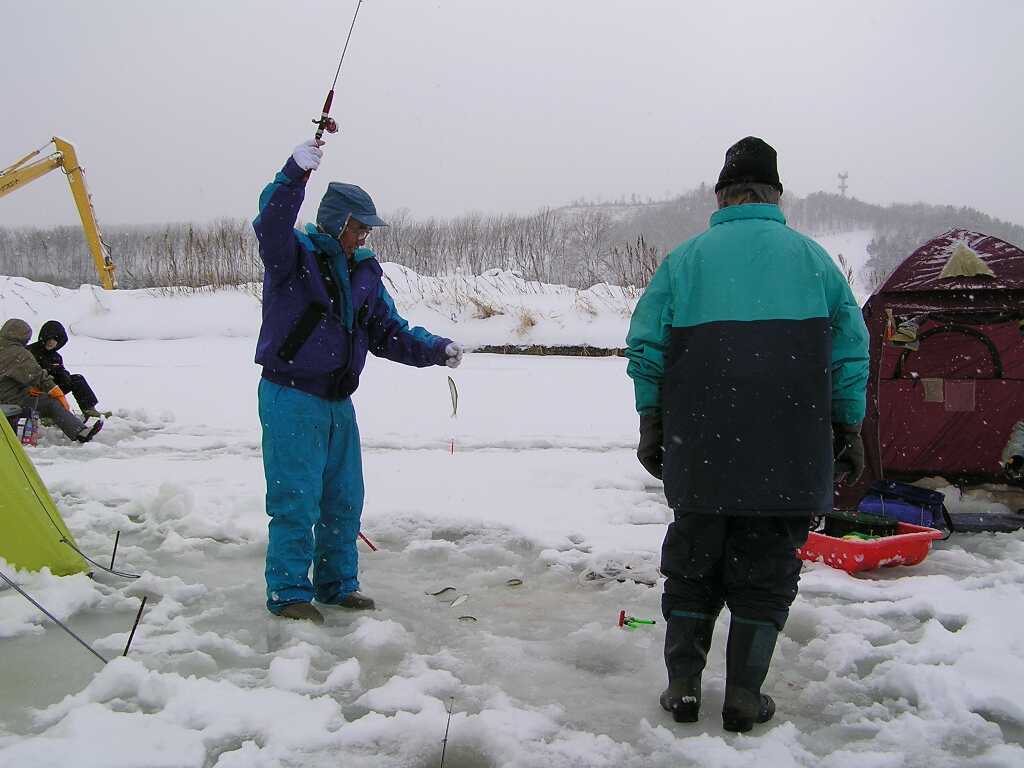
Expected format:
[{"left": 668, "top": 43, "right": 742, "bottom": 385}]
[{"left": 1, "top": 318, "right": 31, "bottom": 345}]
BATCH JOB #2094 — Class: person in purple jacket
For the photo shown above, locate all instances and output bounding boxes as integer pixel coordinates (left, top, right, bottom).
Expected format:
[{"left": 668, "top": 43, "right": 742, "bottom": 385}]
[{"left": 254, "top": 138, "right": 464, "bottom": 624}]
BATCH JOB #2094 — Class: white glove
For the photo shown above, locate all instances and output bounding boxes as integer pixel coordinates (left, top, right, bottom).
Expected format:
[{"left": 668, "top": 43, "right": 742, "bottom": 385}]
[
  {"left": 291, "top": 139, "right": 324, "bottom": 171},
  {"left": 444, "top": 342, "right": 465, "bottom": 369}
]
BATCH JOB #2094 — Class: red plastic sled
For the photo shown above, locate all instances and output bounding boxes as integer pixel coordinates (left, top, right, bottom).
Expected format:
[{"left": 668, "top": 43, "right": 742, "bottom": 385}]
[{"left": 797, "top": 522, "right": 944, "bottom": 574}]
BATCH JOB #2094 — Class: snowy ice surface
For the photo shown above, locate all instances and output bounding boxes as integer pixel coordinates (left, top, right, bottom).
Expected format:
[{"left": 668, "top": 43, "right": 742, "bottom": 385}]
[{"left": 0, "top": 272, "right": 1022, "bottom": 767}]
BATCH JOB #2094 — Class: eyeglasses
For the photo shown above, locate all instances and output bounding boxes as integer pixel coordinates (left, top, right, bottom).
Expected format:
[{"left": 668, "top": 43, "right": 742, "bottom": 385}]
[{"left": 344, "top": 219, "right": 372, "bottom": 235}]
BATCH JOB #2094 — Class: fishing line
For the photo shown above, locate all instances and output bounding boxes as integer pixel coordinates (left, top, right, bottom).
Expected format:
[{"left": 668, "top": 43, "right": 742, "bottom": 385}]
[
  {"left": 312, "top": 0, "right": 366, "bottom": 142},
  {"left": 0, "top": 569, "right": 108, "bottom": 665}
]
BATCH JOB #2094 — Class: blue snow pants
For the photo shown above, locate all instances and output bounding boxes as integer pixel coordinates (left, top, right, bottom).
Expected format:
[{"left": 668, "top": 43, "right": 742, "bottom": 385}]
[{"left": 259, "top": 378, "right": 365, "bottom": 613}]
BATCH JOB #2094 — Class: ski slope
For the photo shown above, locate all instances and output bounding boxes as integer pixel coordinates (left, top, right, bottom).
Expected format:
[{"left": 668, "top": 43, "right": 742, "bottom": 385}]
[
  {"left": 1, "top": 275, "right": 1022, "bottom": 767},
  {"left": 811, "top": 229, "right": 875, "bottom": 302}
]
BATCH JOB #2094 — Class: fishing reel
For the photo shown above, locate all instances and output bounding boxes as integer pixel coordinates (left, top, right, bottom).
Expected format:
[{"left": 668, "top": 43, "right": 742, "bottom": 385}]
[{"left": 313, "top": 116, "right": 339, "bottom": 135}]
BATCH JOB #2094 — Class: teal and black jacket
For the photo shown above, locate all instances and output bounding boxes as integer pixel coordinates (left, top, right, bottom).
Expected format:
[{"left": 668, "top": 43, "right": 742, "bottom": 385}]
[
  {"left": 626, "top": 204, "right": 869, "bottom": 516},
  {"left": 253, "top": 157, "right": 451, "bottom": 400}
]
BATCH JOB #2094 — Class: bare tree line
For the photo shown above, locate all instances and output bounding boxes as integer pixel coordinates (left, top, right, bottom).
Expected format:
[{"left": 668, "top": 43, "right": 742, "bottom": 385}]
[
  {"left": 0, "top": 207, "right": 662, "bottom": 291},
  {"left": 1, "top": 189, "right": 1021, "bottom": 293},
  {"left": 0, "top": 219, "right": 263, "bottom": 291}
]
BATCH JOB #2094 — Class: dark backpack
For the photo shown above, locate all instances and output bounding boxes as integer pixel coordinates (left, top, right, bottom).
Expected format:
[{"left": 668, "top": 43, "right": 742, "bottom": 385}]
[{"left": 857, "top": 480, "right": 954, "bottom": 535}]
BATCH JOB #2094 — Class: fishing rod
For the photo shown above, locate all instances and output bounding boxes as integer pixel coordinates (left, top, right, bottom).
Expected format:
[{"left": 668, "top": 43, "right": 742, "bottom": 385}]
[
  {"left": 312, "top": 0, "right": 366, "bottom": 143},
  {"left": 439, "top": 697, "right": 455, "bottom": 767}
]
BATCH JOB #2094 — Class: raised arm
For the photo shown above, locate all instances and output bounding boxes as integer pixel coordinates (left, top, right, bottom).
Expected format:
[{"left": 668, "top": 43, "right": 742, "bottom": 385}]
[{"left": 252, "top": 140, "right": 323, "bottom": 279}]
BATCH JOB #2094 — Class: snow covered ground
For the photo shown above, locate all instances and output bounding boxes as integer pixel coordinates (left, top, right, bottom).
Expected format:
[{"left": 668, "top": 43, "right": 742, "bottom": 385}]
[{"left": 1, "top": 273, "right": 1023, "bottom": 767}]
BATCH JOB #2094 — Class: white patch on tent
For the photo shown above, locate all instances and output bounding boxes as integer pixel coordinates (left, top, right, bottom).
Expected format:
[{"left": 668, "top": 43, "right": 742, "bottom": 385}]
[{"left": 939, "top": 241, "right": 995, "bottom": 279}]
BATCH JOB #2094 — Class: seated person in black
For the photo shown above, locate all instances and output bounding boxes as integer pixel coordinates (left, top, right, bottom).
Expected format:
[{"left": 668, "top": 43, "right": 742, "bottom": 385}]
[{"left": 27, "top": 320, "right": 105, "bottom": 417}]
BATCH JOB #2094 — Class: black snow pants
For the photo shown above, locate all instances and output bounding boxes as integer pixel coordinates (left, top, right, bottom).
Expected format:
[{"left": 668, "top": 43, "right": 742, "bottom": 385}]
[
  {"left": 660, "top": 513, "right": 811, "bottom": 630},
  {"left": 51, "top": 369, "right": 98, "bottom": 412}
]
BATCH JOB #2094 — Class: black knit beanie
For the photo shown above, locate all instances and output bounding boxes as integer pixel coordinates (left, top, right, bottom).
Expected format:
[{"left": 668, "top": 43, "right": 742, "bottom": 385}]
[{"left": 715, "top": 137, "right": 783, "bottom": 194}]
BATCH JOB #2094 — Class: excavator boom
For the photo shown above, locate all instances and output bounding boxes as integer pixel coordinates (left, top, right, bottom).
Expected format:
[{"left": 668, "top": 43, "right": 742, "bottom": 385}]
[{"left": 0, "top": 137, "right": 117, "bottom": 289}]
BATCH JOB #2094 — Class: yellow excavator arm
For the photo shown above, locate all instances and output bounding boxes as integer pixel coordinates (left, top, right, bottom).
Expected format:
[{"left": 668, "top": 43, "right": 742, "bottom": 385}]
[{"left": 0, "top": 137, "right": 117, "bottom": 289}]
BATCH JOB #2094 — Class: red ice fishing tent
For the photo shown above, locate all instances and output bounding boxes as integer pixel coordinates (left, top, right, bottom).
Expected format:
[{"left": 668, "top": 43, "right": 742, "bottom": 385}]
[{"left": 839, "top": 229, "right": 1024, "bottom": 506}]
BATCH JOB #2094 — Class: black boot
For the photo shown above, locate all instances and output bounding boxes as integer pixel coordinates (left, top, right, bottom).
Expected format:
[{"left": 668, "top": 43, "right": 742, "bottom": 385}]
[
  {"left": 722, "top": 617, "right": 779, "bottom": 733},
  {"left": 660, "top": 613, "right": 716, "bottom": 723}
]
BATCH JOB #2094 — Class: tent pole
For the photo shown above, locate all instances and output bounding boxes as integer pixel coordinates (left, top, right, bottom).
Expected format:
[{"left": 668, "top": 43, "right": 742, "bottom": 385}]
[{"left": 122, "top": 596, "right": 147, "bottom": 657}]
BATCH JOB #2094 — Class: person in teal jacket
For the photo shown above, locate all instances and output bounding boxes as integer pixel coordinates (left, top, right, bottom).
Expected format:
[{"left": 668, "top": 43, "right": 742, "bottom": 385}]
[{"left": 626, "top": 137, "right": 869, "bottom": 732}]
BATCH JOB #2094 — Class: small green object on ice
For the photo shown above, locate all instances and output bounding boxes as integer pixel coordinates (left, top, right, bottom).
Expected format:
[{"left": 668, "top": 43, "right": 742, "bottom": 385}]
[{"left": 618, "top": 609, "right": 657, "bottom": 630}]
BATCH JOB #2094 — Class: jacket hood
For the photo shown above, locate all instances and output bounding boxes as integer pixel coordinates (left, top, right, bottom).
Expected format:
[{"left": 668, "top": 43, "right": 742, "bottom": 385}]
[
  {"left": 1, "top": 318, "right": 32, "bottom": 346},
  {"left": 315, "top": 182, "right": 387, "bottom": 239},
  {"left": 38, "top": 320, "right": 69, "bottom": 350}
]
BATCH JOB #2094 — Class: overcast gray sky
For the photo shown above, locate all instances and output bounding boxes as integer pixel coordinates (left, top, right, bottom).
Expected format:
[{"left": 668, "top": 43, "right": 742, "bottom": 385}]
[{"left": 2, "top": 0, "right": 1022, "bottom": 230}]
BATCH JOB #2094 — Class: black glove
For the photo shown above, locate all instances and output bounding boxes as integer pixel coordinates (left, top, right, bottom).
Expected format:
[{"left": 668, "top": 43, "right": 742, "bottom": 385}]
[
  {"left": 833, "top": 423, "right": 865, "bottom": 483},
  {"left": 637, "top": 412, "right": 663, "bottom": 479}
]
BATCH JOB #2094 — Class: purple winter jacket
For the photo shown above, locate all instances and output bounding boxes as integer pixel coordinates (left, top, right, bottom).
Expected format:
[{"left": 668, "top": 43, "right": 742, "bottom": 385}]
[{"left": 253, "top": 157, "right": 451, "bottom": 400}]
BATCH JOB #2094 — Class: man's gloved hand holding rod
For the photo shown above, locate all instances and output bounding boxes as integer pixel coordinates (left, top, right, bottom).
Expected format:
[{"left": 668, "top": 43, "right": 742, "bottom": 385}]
[{"left": 292, "top": 138, "right": 324, "bottom": 172}]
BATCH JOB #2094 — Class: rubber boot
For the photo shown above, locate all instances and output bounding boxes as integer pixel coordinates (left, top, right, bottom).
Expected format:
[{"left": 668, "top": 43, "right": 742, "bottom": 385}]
[
  {"left": 76, "top": 418, "right": 104, "bottom": 443},
  {"left": 331, "top": 591, "right": 375, "bottom": 610},
  {"left": 659, "top": 612, "right": 716, "bottom": 723},
  {"left": 277, "top": 602, "right": 325, "bottom": 625},
  {"left": 722, "top": 617, "right": 779, "bottom": 733}
]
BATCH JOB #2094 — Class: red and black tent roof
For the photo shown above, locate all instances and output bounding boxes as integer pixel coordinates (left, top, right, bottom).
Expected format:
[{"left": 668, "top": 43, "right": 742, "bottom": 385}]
[{"left": 838, "top": 229, "right": 1024, "bottom": 507}]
